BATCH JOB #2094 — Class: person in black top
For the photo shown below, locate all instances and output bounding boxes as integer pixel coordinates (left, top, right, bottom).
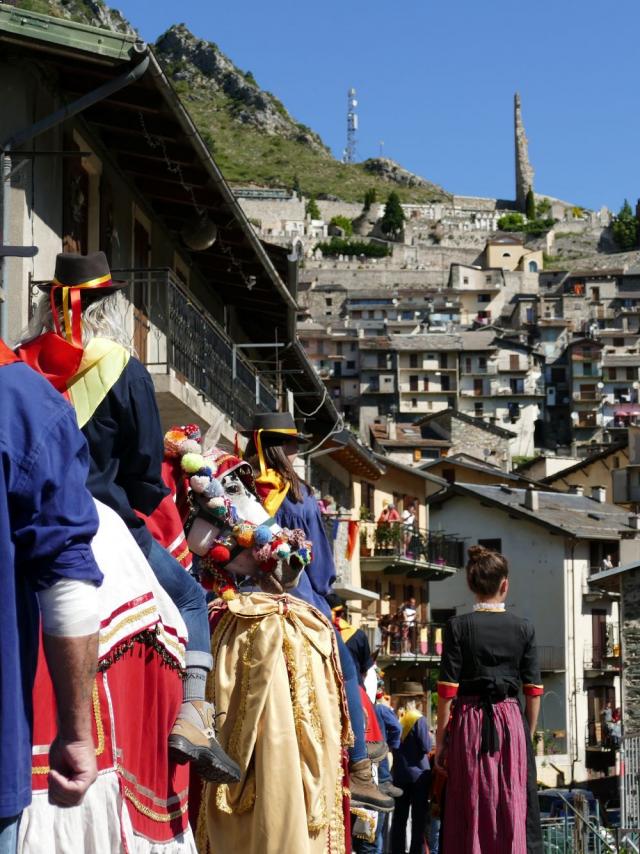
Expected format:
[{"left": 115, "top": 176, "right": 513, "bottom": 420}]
[{"left": 434, "top": 545, "right": 543, "bottom": 854}]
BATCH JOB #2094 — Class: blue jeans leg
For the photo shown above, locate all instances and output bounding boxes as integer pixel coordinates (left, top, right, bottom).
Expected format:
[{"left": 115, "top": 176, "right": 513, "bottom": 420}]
[
  {"left": 0, "top": 815, "right": 20, "bottom": 854},
  {"left": 147, "top": 539, "right": 212, "bottom": 669},
  {"left": 335, "top": 631, "right": 368, "bottom": 763}
]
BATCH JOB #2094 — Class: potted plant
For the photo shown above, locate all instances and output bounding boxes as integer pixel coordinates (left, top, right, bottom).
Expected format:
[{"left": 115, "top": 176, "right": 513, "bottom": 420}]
[{"left": 359, "top": 506, "right": 373, "bottom": 556}]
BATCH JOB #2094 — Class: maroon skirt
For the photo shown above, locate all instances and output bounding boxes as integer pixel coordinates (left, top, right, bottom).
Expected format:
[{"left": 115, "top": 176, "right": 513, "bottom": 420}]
[{"left": 442, "top": 696, "right": 528, "bottom": 854}]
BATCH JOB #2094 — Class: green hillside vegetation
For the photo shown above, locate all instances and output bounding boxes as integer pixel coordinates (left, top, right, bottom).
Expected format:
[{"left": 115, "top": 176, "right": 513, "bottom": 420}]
[{"left": 168, "top": 76, "right": 449, "bottom": 204}]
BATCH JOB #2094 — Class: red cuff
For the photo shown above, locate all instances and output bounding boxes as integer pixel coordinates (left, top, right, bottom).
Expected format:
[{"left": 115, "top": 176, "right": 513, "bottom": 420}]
[
  {"left": 437, "top": 681, "right": 459, "bottom": 699},
  {"left": 523, "top": 684, "right": 544, "bottom": 697}
]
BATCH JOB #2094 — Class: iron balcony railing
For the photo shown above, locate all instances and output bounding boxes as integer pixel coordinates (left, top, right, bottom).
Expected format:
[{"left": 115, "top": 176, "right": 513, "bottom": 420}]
[
  {"left": 370, "top": 619, "right": 446, "bottom": 659},
  {"left": 114, "top": 268, "right": 278, "bottom": 428},
  {"left": 584, "top": 642, "right": 621, "bottom": 671},
  {"left": 360, "top": 523, "right": 465, "bottom": 569}
]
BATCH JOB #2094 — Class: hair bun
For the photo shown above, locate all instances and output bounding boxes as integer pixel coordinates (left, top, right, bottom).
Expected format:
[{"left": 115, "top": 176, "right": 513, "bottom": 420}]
[{"left": 467, "top": 544, "right": 490, "bottom": 560}]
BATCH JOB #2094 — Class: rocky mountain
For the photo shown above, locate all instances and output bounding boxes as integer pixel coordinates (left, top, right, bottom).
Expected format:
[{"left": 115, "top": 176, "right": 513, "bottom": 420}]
[
  {"left": 12, "top": 1, "right": 451, "bottom": 203},
  {"left": 12, "top": 0, "right": 135, "bottom": 35}
]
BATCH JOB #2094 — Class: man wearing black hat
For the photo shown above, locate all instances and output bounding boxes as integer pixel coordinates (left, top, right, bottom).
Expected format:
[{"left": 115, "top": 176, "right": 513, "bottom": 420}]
[{"left": 18, "top": 252, "right": 239, "bottom": 785}]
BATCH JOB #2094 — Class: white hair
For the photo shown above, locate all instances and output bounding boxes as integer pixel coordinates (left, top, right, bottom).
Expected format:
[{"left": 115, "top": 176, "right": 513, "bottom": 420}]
[{"left": 20, "top": 290, "right": 134, "bottom": 353}]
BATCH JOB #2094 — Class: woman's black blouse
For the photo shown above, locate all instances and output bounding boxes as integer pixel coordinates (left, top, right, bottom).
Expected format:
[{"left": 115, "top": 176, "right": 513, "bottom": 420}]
[{"left": 438, "top": 610, "right": 542, "bottom": 699}]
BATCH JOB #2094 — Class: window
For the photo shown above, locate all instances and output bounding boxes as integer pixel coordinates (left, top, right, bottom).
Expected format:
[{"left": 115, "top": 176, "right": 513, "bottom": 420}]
[
  {"left": 591, "top": 287, "right": 600, "bottom": 302},
  {"left": 442, "top": 468, "right": 455, "bottom": 484},
  {"left": 614, "top": 338, "right": 625, "bottom": 347},
  {"left": 409, "top": 353, "right": 419, "bottom": 368},
  {"left": 479, "top": 356, "right": 487, "bottom": 371},
  {"left": 528, "top": 261, "right": 538, "bottom": 273},
  {"left": 423, "top": 377, "right": 430, "bottom": 391},
  {"left": 474, "top": 402, "right": 483, "bottom": 416},
  {"left": 409, "top": 375, "right": 419, "bottom": 391},
  {"left": 441, "top": 375, "right": 451, "bottom": 391},
  {"left": 478, "top": 538, "right": 502, "bottom": 553},
  {"left": 510, "top": 378, "right": 524, "bottom": 394},
  {"left": 478, "top": 293, "right": 491, "bottom": 303},
  {"left": 583, "top": 362, "right": 593, "bottom": 376},
  {"left": 608, "top": 368, "right": 617, "bottom": 380},
  {"left": 510, "top": 354, "right": 520, "bottom": 371},
  {"left": 463, "top": 276, "right": 469, "bottom": 285},
  {"left": 465, "top": 357, "right": 472, "bottom": 373},
  {"left": 411, "top": 398, "right": 418, "bottom": 408},
  {"left": 440, "top": 354, "right": 448, "bottom": 369},
  {"left": 447, "top": 395, "right": 456, "bottom": 408},
  {"left": 627, "top": 367, "right": 636, "bottom": 380},
  {"left": 346, "top": 360, "right": 356, "bottom": 369},
  {"left": 485, "top": 275, "right": 493, "bottom": 283},
  {"left": 326, "top": 298, "right": 333, "bottom": 306},
  {"left": 502, "top": 252, "right": 511, "bottom": 258}
]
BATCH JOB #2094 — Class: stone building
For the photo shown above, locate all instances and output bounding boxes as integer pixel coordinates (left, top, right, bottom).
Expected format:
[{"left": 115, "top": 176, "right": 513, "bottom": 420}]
[{"left": 429, "top": 482, "right": 640, "bottom": 783}]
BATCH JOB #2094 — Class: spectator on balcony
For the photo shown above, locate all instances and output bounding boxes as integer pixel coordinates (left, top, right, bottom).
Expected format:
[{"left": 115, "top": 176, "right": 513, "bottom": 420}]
[
  {"left": 378, "top": 501, "right": 401, "bottom": 524},
  {"left": 402, "top": 503, "right": 418, "bottom": 557},
  {"left": 601, "top": 554, "right": 614, "bottom": 571},
  {"left": 397, "top": 597, "right": 418, "bottom": 653},
  {"left": 319, "top": 494, "right": 337, "bottom": 515},
  {"left": 17, "top": 252, "right": 239, "bottom": 785},
  {"left": 435, "top": 545, "right": 543, "bottom": 854}
]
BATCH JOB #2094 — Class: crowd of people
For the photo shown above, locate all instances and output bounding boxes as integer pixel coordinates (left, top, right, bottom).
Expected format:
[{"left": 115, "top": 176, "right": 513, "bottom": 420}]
[{"left": 2, "top": 250, "right": 545, "bottom": 854}]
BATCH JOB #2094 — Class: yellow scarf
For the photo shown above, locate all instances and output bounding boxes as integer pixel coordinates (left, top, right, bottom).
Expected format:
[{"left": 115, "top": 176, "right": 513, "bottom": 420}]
[{"left": 401, "top": 708, "right": 423, "bottom": 742}]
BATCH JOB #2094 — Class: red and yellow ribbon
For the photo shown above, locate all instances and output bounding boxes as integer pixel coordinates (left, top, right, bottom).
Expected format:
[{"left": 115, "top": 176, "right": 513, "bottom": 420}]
[{"left": 50, "top": 273, "right": 113, "bottom": 348}]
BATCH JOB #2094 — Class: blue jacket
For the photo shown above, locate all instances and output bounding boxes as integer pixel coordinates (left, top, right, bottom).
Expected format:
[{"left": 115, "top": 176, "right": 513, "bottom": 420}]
[
  {"left": 0, "top": 361, "right": 102, "bottom": 817},
  {"left": 392, "top": 715, "right": 432, "bottom": 785},
  {"left": 276, "top": 487, "right": 336, "bottom": 619}
]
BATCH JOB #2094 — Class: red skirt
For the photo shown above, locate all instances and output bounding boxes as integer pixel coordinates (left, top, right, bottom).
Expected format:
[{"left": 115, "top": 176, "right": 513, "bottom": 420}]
[{"left": 442, "top": 697, "right": 528, "bottom": 854}]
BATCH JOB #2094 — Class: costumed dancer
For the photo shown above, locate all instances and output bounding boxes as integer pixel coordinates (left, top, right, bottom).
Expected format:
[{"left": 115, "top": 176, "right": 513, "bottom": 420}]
[
  {"left": 242, "top": 412, "right": 393, "bottom": 813},
  {"left": 434, "top": 545, "right": 543, "bottom": 854},
  {"left": 166, "top": 430, "right": 352, "bottom": 854},
  {"left": 17, "top": 252, "right": 239, "bottom": 784}
]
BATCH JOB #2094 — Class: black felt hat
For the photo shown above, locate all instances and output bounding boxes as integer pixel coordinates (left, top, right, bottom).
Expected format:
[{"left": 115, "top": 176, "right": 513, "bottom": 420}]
[
  {"left": 37, "top": 251, "right": 128, "bottom": 294},
  {"left": 241, "top": 411, "right": 312, "bottom": 443}
]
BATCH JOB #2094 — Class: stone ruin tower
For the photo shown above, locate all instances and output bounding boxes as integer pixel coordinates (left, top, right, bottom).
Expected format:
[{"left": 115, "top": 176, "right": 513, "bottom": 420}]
[{"left": 514, "top": 92, "right": 534, "bottom": 212}]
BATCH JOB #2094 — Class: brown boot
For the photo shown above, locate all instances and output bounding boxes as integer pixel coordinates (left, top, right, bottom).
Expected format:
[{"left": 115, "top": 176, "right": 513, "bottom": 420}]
[
  {"left": 349, "top": 759, "right": 394, "bottom": 812},
  {"left": 168, "top": 700, "right": 241, "bottom": 784}
]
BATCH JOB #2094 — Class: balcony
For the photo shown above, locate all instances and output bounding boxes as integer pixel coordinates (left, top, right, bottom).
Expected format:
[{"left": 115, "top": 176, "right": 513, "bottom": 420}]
[
  {"left": 359, "top": 523, "right": 465, "bottom": 580},
  {"left": 583, "top": 643, "right": 621, "bottom": 676},
  {"left": 372, "top": 620, "right": 448, "bottom": 663},
  {"left": 573, "top": 390, "right": 603, "bottom": 402},
  {"left": 115, "top": 268, "right": 277, "bottom": 429}
]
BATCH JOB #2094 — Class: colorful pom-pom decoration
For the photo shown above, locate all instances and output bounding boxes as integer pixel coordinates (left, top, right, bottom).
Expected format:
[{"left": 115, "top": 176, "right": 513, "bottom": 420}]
[
  {"left": 181, "top": 439, "right": 201, "bottom": 455},
  {"left": 207, "top": 496, "right": 225, "bottom": 508},
  {"left": 209, "top": 544, "right": 231, "bottom": 564},
  {"left": 164, "top": 429, "right": 188, "bottom": 457},
  {"left": 212, "top": 504, "right": 228, "bottom": 519},
  {"left": 203, "top": 478, "right": 224, "bottom": 499},
  {"left": 190, "top": 475, "right": 210, "bottom": 494},
  {"left": 221, "top": 587, "right": 237, "bottom": 601},
  {"left": 275, "top": 542, "right": 291, "bottom": 560},
  {"left": 182, "top": 423, "right": 201, "bottom": 440},
  {"left": 234, "top": 524, "right": 255, "bottom": 548},
  {"left": 253, "top": 525, "right": 273, "bottom": 547},
  {"left": 181, "top": 452, "right": 206, "bottom": 474},
  {"left": 253, "top": 543, "right": 273, "bottom": 563}
]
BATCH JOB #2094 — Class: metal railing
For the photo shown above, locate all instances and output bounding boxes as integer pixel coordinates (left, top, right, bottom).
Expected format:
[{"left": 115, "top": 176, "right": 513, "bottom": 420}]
[
  {"left": 114, "top": 268, "right": 277, "bottom": 428},
  {"left": 360, "top": 523, "right": 465, "bottom": 569},
  {"left": 584, "top": 644, "right": 621, "bottom": 671},
  {"left": 540, "top": 791, "right": 617, "bottom": 853},
  {"left": 372, "top": 619, "right": 446, "bottom": 658}
]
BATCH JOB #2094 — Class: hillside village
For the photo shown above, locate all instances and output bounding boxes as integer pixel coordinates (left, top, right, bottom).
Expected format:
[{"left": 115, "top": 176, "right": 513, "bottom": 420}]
[{"left": 5, "top": 0, "right": 640, "bottom": 828}]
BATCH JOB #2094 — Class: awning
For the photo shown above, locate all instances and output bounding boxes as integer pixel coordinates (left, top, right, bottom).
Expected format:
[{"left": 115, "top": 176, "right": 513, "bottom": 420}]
[{"left": 332, "top": 583, "right": 380, "bottom": 602}]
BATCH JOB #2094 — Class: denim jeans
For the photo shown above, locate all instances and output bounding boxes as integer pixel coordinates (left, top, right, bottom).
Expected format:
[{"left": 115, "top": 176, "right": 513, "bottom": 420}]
[
  {"left": 147, "top": 539, "right": 212, "bottom": 669},
  {"left": 0, "top": 815, "right": 20, "bottom": 854},
  {"left": 335, "top": 631, "right": 368, "bottom": 763}
]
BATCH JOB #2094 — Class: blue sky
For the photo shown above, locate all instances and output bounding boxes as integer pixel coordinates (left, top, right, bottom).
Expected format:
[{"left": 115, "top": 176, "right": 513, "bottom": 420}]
[{"left": 115, "top": 0, "right": 638, "bottom": 211}]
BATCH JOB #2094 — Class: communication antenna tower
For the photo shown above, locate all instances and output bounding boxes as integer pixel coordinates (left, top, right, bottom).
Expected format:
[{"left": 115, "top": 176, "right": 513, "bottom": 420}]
[{"left": 344, "top": 87, "right": 358, "bottom": 164}]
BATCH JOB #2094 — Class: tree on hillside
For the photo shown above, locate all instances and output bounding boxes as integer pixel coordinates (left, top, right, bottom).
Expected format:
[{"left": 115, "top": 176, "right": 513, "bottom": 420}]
[
  {"left": 525, "top": 187, "right": 536, "bottom": 221},
  {"left": 380, "top": 191, "right": 405, "bottom": 239},
  {"left": 292, "top": 174, "right": 301, "bottom": 198},
  {"left": 363, "top": 188, "right": 377, "bottom": 211},
  {"left": 612, "top": 200, "right": 638, "bottom": 251},
  {"left": 536, "top": 197, "right": 551, "bottom": 217},
  {"left": 329, "top": 215, "right": 353, "bottom": 237},
  {"left": 497, "top": 212, "right": 525, "bottom": 232},
  {"left": 306, "top": 196, "right": 321, "bottom": 220}
]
